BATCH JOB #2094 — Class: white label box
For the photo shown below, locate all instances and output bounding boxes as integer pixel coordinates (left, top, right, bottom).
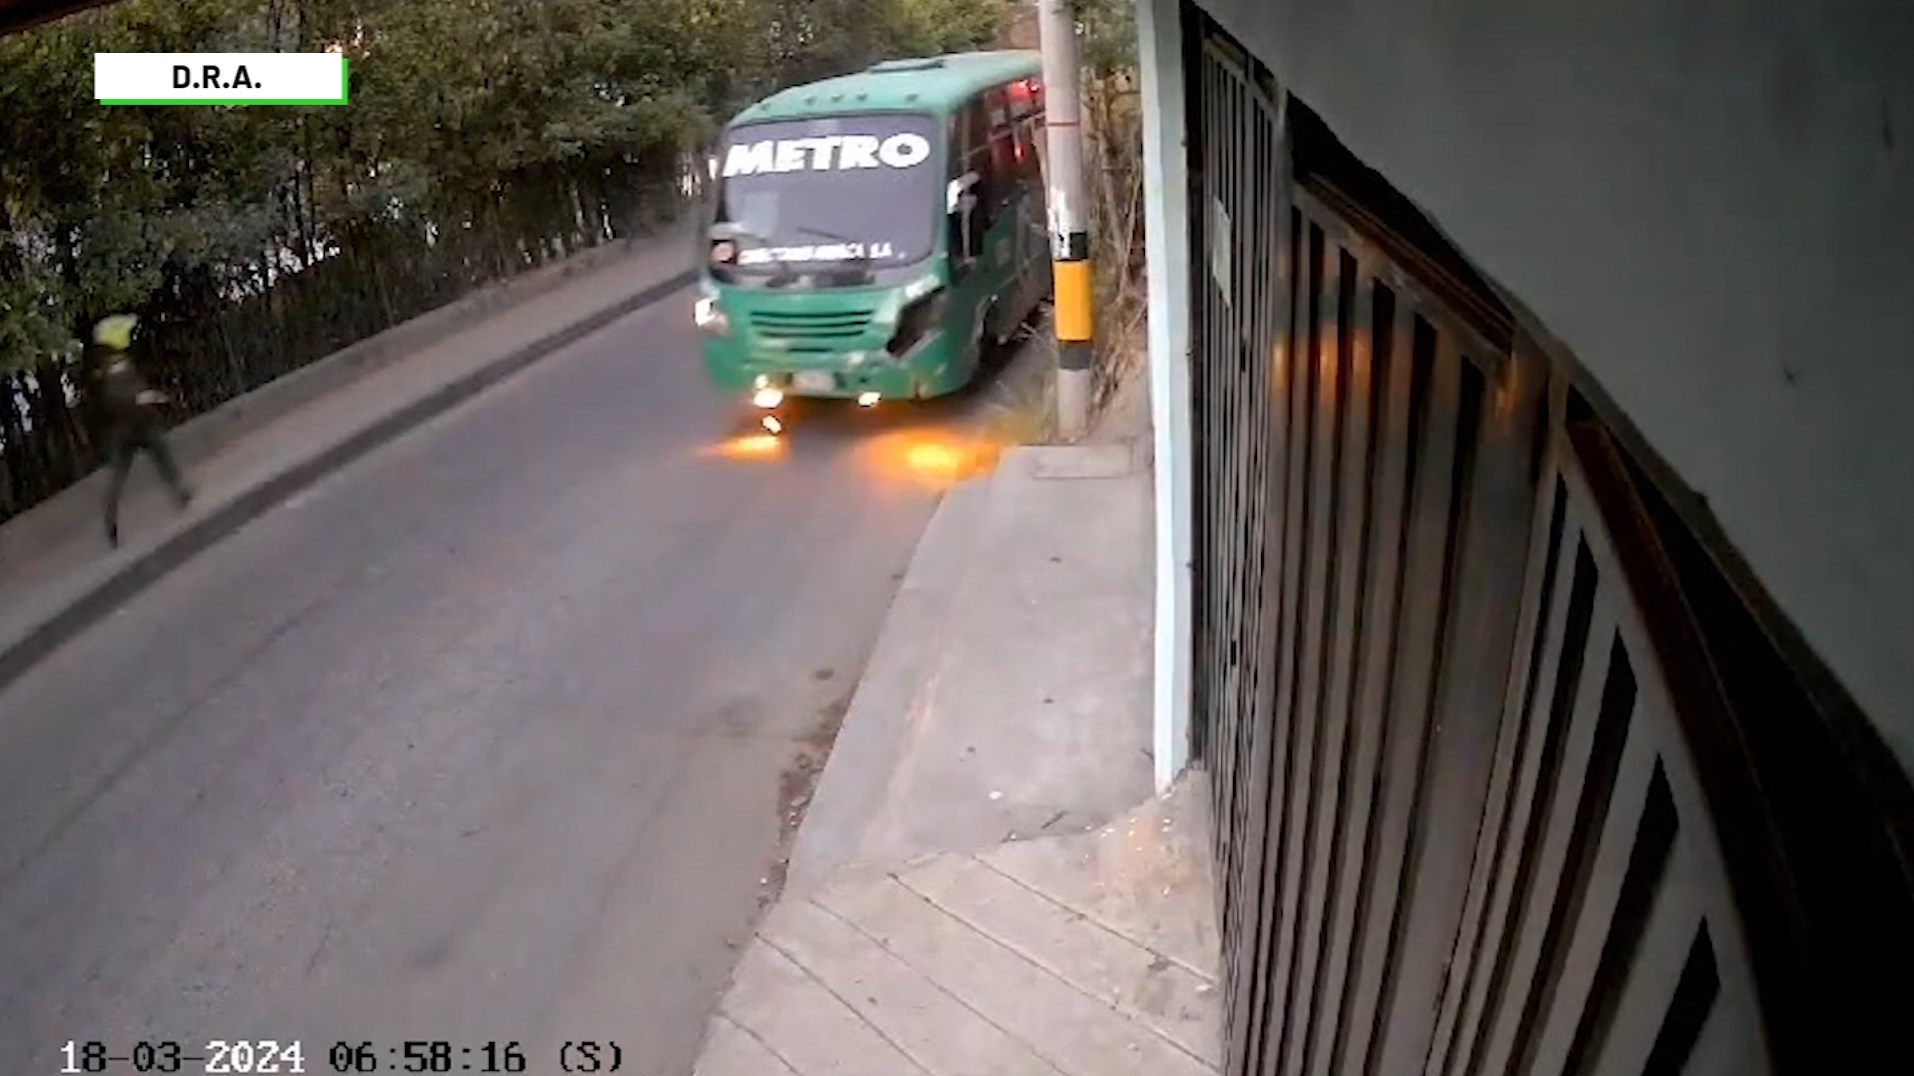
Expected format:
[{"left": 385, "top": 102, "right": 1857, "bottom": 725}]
[{"left": 95, "top": 52, "right": 348, "bottom": 105}]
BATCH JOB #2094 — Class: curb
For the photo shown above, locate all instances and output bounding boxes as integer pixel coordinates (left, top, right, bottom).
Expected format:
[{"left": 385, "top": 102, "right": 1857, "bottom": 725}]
[
  {"left": 784, "top": 474, "right": 995, "bottom": 896},
  {"left": 165, "top": 230, "right": 688, "bottom": 472},
  {"left": 0, "top": 267, "right": 695, "bottom": 695},
  {"left": 782, "top": 336, "right": 1059, "bottom": 895}
]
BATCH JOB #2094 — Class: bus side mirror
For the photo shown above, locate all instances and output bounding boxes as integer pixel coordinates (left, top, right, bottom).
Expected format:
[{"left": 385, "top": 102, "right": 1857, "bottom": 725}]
[
  {"left": 962, "top": 196, "right": 985, "bottom": 256},
  {"left": 948, "top": 194, "right": 983, "bottom": 262},
  {"left": 947, "top": 173, "right": 984, "bottom": 263},
  {"left": 946, "top": 174, "right": 977, "bottom": 214}
]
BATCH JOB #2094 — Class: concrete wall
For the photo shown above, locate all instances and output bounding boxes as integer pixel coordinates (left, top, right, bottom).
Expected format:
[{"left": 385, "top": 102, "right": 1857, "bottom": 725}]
[
  {"left": 1186, "top": 0, "right": 1914, "bottom": 767},
  {"left": 1139, "top": 0, "right": 1193, "bottom": 791}
]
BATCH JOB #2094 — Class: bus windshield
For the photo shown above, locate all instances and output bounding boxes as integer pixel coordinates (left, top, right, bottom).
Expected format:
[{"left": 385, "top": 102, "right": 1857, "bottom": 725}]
[{"left": 711, "top": 113, "right": 941, "bottom": 275}]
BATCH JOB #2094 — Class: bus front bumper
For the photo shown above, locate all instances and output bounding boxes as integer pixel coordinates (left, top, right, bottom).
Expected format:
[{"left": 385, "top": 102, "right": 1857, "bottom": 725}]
[{"left": 701, "top": 333, "right": 964, "bottom": 402}]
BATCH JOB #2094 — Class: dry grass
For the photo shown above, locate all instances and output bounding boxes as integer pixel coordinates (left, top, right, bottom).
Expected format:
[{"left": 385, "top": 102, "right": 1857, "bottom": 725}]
[{"left": 1084, "top": 68, "right": 1148, "bottom": 417}]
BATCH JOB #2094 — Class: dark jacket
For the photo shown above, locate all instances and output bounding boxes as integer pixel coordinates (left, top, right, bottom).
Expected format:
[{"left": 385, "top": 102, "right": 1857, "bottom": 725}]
[{"left": 86, "top": 344, "right": 155, "bottom": 425}]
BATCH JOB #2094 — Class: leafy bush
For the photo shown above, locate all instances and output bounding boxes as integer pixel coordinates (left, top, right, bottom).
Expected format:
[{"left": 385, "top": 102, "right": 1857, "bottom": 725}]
[{"left": 0, "top": 0, "right": 1013, "bottom": 520}]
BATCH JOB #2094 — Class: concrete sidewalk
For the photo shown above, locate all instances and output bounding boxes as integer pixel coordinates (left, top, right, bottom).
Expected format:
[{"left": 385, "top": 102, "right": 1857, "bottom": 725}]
[
  {"left": 695, "top": 373, "right": 1222, "bottom": 1075},
  {"left": 701, "top": 782, "right": 1219, "bottom": 1076},
  {"left": 0, "top": 221, "right": 695, "bottom": 691}
]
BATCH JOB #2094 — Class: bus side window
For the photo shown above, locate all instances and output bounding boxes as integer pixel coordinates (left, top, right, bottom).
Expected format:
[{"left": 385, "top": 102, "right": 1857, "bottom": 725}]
[
  {"left": 986, "top": 84, "right": 1025, "bottom": 210},
  {"left": 948, "top": 116, "right": 982, "bottom": 261},
  {"left": 962, "top": 96, "right": 991, "bottom": 162},
  {"left": 960, "top": 97, "right": 1006, "bottom": 234},
  {"left": 984, "top": 86, "right": 1010, "bottom": 131},
  {"left": 1014, "top": 119, "right": 1042, "bottom": 186},
  {"left": 971, "top": 143, "right": 1002, "bottom": 233},
  {"left": 989, "top": 127, "right": 1018, "bottom": 203}
]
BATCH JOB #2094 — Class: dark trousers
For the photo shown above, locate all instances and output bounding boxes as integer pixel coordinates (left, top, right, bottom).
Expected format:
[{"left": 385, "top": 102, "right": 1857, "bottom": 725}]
[{"left": 103, "top": 416, "right": 190, "bottom": 540}]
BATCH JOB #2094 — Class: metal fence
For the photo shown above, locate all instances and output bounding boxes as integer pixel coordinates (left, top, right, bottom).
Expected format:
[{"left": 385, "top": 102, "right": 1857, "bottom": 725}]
[{"left": 0, "top": 166, "right": 692, "bottom": 526}]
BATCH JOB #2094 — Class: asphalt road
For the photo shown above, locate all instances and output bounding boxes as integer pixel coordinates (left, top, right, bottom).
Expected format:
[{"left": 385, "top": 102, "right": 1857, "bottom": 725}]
[{"left": 0, "top": 290, "right": 1000, "bottom": 1074}]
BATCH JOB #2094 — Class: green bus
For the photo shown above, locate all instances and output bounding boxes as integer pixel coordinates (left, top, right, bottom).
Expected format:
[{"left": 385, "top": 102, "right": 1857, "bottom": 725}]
[{"left": 693, "top": 51, "right": 1051, "bottom": 426}]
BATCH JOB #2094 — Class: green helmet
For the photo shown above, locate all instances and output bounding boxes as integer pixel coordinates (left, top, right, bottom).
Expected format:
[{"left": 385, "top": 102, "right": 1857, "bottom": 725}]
[{"left": 93, "top": 313, "right": 138, "bottom": 351}]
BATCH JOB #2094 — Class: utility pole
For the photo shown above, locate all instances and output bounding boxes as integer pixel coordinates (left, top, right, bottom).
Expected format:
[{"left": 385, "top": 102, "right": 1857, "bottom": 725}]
[{"left": 1036, "top": 0, "right": 1092, "bottom": 440}]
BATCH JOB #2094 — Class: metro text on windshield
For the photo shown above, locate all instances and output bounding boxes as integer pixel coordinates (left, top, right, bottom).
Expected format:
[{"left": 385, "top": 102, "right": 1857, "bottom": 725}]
[{"left": 710, "top": 112, "right": 941, "bottom": 278}]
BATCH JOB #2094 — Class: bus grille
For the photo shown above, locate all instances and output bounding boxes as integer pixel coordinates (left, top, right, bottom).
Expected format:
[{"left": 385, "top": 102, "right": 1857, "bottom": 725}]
[{"left": 749, "top": 309, "right": 876, "bottom": 343}]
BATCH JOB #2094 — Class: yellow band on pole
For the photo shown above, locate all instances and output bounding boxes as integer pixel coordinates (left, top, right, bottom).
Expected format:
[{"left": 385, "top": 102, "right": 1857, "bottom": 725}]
[{"left": 1053, "top": 260, "right": 1094, "bottom": 343}]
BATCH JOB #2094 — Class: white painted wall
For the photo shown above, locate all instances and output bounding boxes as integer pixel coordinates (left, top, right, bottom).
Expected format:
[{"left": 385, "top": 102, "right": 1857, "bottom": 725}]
[
  {"left": 1183, "top": 0, "right": 1914, "bottom": 766},
  {"left": 1138, "top": 0, "right": 1194, "bottom": 792}
]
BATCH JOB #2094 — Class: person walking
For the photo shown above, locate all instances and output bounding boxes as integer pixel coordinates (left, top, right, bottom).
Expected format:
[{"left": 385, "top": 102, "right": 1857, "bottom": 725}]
[{"left": 89, "top": 314, "right": 192, "bottom": 548}]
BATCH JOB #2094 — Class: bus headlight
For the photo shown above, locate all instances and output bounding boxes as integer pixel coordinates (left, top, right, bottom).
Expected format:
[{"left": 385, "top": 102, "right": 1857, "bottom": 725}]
[{"left": 694, "top": 295, "right": 730, "bottom": 337}]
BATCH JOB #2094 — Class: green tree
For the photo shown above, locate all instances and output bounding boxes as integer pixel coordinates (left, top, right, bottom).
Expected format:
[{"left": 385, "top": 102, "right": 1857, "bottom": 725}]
[{"left": 0, "top": 0, "right": 1018, "bottom": 519}]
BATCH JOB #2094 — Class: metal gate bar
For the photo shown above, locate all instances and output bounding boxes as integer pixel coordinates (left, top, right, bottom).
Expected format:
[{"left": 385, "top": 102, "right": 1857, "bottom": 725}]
[
  {"left": 1187, "top": 13, "right": 1912, "bottom": 1076},
  {"left": 1417, "top": 418, "right": 1777, "bottom": 1076},
  {"left": 1188, "top": 31, "right": 1281, "bottom": 1060}
]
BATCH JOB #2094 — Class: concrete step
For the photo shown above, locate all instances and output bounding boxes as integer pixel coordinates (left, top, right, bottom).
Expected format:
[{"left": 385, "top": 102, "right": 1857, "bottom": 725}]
[{"left": 700, "top": 779, "right": 1223, "bottom": 1076}]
